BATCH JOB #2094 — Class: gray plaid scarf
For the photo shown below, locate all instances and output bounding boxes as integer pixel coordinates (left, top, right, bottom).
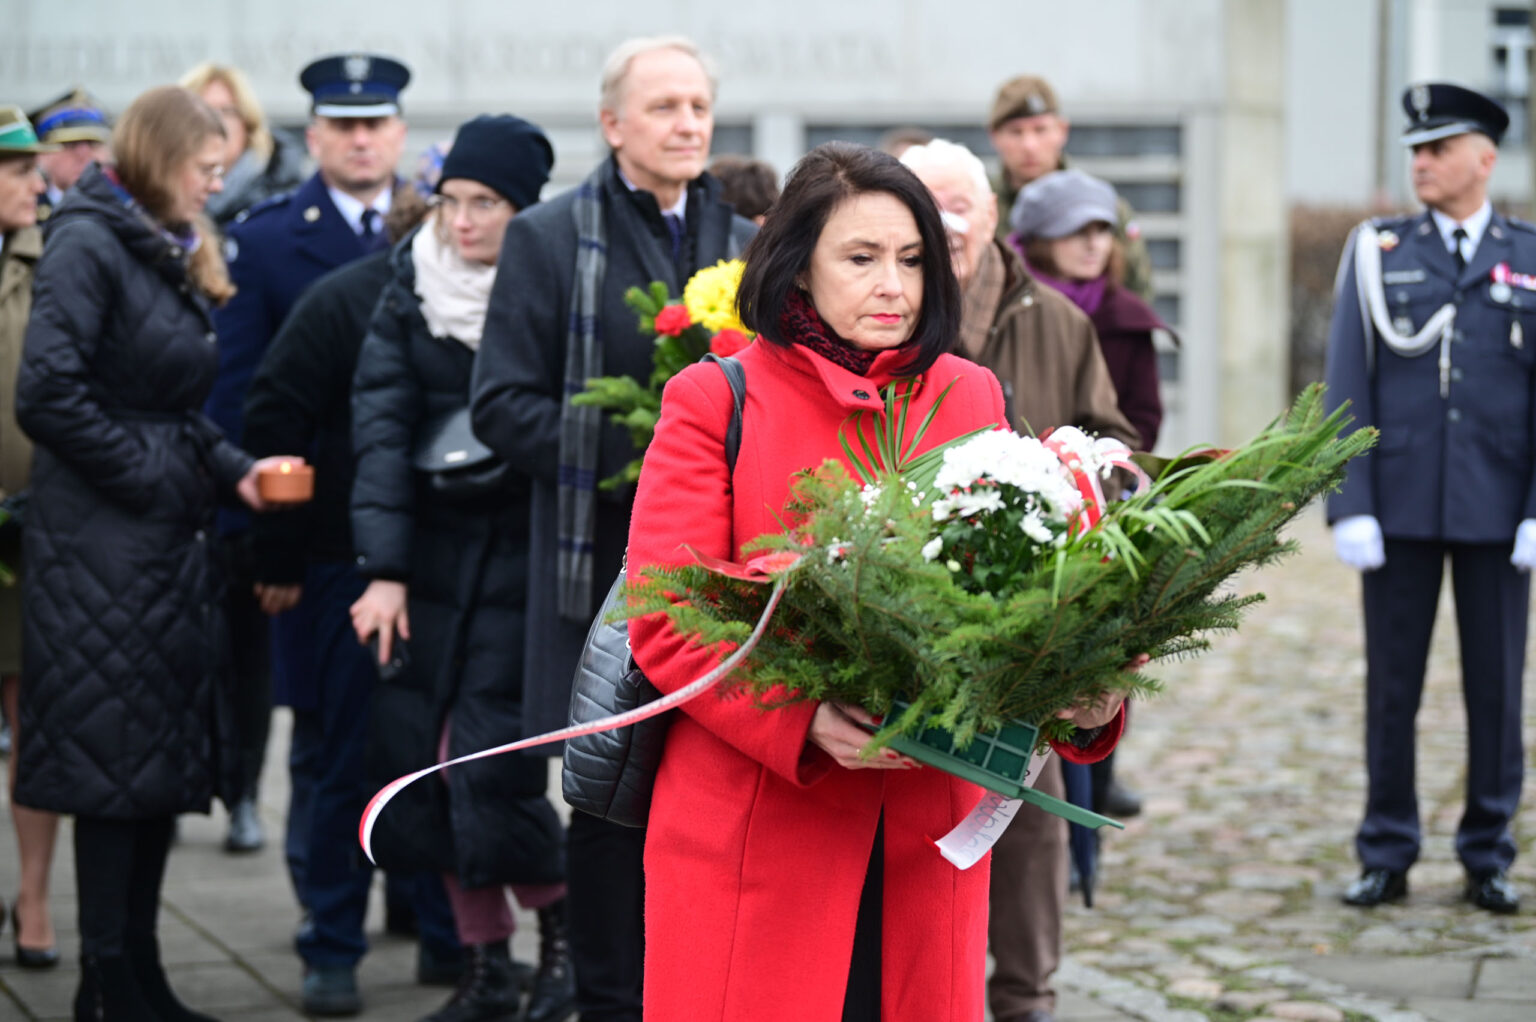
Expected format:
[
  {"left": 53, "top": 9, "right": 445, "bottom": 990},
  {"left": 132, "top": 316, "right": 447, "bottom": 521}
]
[{"left": 556, "top": 167, "right": 608, "bottom": 620}]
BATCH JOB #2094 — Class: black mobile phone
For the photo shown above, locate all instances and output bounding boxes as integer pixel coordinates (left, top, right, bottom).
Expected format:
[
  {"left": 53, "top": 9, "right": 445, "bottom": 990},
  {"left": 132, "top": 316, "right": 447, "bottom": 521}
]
[{"left": 366, "top": 633, "right": 410, "bottom": 682}]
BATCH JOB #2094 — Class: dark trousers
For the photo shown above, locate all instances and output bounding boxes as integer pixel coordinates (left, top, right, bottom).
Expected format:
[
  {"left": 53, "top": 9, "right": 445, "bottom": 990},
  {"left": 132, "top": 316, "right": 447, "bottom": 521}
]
[
  {"left": 567, "top": 812, "right": 644, "bottom": 1021},
  {"left": 1358, "top": 539, "right": 1527, "bottom": 874},
  {"left": 843, "top": 816, "right": 883, "bottom": 1022},
  {"left": 288, "top": 561, "right": 457, "bottom": 967},
  {"left": 75, "top": 815, "right": 176, "bottom": 957},
  {"left": 219, "top": 533, "right": 272, "bottom": 802}
]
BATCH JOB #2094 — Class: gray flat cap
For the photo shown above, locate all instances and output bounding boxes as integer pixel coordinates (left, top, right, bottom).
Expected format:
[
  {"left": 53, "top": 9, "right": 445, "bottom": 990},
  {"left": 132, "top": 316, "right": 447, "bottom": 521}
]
[{"left": 1010, "top": 169, "right": 1117, "bottom": 240}]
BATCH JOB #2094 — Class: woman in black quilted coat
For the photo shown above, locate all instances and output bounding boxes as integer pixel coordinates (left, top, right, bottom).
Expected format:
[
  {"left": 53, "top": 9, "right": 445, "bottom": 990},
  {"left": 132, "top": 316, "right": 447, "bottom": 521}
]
[
  {"left": 14, "top": 86, "right": 298, "bottom": 1022},
  {"left": 348, "top": 115, "right": 571, "bottom": 1022}
]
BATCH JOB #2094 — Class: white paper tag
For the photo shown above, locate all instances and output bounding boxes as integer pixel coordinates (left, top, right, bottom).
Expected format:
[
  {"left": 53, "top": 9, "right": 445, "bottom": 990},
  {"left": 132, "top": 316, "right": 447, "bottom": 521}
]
[{"left": 934, "top": 748, "right": 1051, "bottom": 869}]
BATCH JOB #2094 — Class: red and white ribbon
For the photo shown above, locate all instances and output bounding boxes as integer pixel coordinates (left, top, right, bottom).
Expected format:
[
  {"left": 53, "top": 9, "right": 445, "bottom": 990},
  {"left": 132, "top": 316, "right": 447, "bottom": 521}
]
[
  {"left": 1040, "top": 432, "right": 1151, "bottom": 534},
  {"left": 358, "top": 571, "right": 793, "bottom": 863}
]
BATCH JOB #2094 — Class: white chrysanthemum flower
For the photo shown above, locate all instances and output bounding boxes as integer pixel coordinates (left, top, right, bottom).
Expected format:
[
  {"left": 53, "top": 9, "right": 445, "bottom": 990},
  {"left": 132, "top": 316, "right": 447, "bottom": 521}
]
[
  {"left": 921, "top": 537, "right": 943, "bottom": 562},
  {"left": 1019, "top": 511, "right": 1053, "bottom": 545},
  {"left": 928, "top": 430, "right": 1083, "bottom": 526}
]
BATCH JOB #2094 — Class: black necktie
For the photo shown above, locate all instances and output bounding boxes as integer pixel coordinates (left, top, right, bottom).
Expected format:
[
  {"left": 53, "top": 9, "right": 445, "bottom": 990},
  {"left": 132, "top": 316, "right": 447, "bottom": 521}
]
[
  {"left": 1452, "top": 226, "right": 1468, "bottom": 275},
  {"left": 663, "top": 213, "right": 685, "bottom": 262},
  {"left": 360, "top": 208, "right": 386, "bottom": 253}
]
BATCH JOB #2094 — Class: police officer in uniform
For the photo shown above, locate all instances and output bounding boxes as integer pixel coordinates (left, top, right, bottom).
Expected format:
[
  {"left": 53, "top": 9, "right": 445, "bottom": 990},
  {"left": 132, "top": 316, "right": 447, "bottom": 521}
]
[
  {"left": 1325, "top": 83, "right": 1529, "bottom": 915},
  {"left": 209, "top": 53, "right": 462, "bottom": 1014}
]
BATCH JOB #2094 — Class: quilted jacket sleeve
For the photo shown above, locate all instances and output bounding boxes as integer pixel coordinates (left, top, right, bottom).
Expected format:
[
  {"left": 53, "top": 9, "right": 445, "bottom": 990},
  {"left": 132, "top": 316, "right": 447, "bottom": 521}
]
[
  {"left": 350, "top": 284, "right": 421, "bottom": 583},
  {"left": 17, "top": 219, "right": 166, "bottom": 512}
]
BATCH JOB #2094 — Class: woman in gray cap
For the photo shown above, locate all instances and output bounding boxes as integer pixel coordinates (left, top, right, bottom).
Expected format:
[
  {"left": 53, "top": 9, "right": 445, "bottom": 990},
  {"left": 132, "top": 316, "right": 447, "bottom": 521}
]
[{"left": 1009, "top": 169, "right": 1169, "bottom": 452}]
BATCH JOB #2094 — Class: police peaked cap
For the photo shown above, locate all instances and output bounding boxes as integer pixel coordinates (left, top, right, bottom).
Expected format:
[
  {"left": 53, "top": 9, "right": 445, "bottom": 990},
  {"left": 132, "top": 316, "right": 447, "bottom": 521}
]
[
  {"left": 1401, "top": 82, "right": 1510, "bottom": 147},
  {"left": 300, "top": 53, "right": 411, "bottom": 118}
]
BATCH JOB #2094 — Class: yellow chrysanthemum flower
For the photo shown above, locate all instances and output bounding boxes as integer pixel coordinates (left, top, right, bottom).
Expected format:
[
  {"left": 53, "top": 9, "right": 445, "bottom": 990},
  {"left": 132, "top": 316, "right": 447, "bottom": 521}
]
[{"left": 683, "top": 259, "right": 751, "bottom": 336}]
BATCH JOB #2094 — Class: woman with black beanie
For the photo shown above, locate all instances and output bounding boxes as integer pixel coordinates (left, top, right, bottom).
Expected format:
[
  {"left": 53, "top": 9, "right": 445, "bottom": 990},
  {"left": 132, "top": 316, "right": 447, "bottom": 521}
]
[{"left": 348, "top": 114, "right": 574, "bottom": 1022}]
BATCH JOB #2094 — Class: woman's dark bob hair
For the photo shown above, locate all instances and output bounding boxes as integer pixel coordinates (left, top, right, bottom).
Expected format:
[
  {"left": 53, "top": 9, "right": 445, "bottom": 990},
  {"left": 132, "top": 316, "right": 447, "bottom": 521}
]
[{"left": 736, "top": 142, "right": 960, "bottom": 377}]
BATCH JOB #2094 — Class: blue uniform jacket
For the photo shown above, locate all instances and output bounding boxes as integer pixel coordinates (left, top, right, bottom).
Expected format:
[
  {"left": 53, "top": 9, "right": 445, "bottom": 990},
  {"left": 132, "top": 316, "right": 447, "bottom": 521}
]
[
  {"left": 1324, "top": 209, "right": 1536, "bottom": 542},
  {"left": 207, "top": 172, "right": 369, "bottom": 453}
]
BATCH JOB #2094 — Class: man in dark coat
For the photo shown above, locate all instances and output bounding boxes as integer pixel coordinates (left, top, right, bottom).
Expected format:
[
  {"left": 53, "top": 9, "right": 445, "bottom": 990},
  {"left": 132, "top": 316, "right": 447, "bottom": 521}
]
[
  {"left": 470, "top": 35, "right": 755, "bottom": 1022},
  {"left": 213, "top": 53, "right": 459, "bottom": 1015},
  {"left": 1325, "top": 82, "right": 1531, "bottom": 915}
]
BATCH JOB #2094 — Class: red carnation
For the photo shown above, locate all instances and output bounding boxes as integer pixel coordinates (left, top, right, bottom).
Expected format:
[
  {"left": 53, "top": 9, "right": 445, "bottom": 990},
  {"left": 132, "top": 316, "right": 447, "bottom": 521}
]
[
  {"left": 653, "top": 304, "right": 693, "bottom": 337},
  {"left": 709, "top": 329, "right": 751, "bottom": 357}
]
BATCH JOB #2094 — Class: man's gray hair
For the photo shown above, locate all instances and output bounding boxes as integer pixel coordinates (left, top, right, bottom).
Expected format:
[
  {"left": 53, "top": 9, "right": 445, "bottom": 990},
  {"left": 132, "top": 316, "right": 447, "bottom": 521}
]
[
  {"left": 899, "top": 138, "right": 992, "bottom": 202},
  {"left": 599, "top": 35, "right": 719, "bottom": 115}
]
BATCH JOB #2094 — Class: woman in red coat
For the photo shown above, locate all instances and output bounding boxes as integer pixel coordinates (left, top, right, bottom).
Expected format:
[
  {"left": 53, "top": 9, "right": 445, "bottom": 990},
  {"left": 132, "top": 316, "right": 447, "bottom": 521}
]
[{"left": 627, "top": 143, "right": 1125, "bottom": 1022}]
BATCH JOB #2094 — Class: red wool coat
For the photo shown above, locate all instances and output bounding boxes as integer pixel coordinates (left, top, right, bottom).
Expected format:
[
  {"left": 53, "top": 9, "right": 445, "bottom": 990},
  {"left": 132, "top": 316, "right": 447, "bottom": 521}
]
[{"left": 628, "top": 339, "right": 1121, "bottom": 1021}]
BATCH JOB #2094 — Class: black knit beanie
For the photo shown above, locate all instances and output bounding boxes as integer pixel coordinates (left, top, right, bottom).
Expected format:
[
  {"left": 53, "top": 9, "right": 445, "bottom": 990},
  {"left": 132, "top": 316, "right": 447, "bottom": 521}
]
[{"left": 438, "top": 114, "right": 554, "bottom": 211}]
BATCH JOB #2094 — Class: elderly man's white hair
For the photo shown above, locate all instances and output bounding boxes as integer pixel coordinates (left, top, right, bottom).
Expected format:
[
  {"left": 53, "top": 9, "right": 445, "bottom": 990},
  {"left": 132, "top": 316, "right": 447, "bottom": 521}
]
[
  {"left": 899, "top": 138, "right": 992, "bottom": 200},
  {"left": 599, "top": 36, "right": 719, "bottom": 114}
]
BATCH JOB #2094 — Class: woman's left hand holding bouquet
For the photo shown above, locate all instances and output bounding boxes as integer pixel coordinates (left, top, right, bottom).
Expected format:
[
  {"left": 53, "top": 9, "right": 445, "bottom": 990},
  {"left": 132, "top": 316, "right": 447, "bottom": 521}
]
[{"left": 808, "top": 702, "right": 919, "bottom": 770}]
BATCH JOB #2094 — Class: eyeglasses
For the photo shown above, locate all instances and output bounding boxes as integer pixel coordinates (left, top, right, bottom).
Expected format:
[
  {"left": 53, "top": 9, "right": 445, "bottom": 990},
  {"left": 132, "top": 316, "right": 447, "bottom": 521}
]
[
  {"left": 194, "top": 161, "right": 225, "bottom": 182},
  {"left": 430, "top": 194, "right": 509, "bottom": 221}
]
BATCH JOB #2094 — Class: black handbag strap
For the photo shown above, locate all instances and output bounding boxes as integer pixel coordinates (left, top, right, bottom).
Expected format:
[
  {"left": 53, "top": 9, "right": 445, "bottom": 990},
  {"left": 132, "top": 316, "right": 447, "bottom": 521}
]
[{"left": 701, "top": 353, "right": 746, "bottom": 473}]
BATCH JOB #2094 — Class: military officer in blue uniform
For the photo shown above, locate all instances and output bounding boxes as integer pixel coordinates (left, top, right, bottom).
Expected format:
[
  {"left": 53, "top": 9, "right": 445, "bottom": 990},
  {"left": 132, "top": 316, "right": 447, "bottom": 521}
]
[
  {"left": 208, "top": 53, "right": 462, "bottom": 1014},
  {"left": 1325, "top": 82, "right": 1529, "bottom": 915}
]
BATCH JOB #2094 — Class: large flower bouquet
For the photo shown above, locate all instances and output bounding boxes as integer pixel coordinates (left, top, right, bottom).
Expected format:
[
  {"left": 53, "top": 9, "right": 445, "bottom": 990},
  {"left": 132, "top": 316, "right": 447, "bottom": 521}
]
[
  {"left": 619, "top": 383, "right": 1374, "bottom": 755},
  {"left": 573, "top": 259, "right": 753, "bottom": 489}
]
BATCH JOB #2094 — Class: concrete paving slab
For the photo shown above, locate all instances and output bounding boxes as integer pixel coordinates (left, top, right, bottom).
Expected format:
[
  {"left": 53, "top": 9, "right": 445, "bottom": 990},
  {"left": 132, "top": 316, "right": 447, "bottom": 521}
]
[
  {"left": 158, "top": 961, "right": 286, "bottom": 1013},
  {"left": 1474, "top": 957, "right": 1536, "bottom": 1002},
  {"left": 0, "top": 963, "right": 77, "bottom": 1020},
  {"left": 1405, "top": 996, "right": 1536, "bottom": 1022},
  {"left": 1286, "top": 953, "right": 1475, "bottom": 1000}
]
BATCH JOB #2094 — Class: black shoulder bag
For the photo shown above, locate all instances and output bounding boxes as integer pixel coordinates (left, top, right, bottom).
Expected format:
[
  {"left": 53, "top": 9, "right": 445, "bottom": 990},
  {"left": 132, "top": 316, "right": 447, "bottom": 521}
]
[
  {"left": 412, "top": 407, "right": 512, "bottom": 499},
  {"left": 561, "top": 354, "right": 746, "bottom": 828}
]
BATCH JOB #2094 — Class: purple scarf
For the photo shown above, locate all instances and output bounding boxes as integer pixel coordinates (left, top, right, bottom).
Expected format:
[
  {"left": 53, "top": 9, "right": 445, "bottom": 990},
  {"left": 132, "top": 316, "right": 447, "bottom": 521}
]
[{"left": 1024, "top": 257, "right": 1108, "bottom": 316}]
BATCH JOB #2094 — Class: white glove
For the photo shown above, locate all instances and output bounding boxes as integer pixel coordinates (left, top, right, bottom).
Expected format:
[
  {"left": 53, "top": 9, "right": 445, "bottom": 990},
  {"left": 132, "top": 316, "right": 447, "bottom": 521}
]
[
  {"left": 1333, "top": 515, "right": 1385, "bottom": 572},
  {"left": 1511, "top": 519, "right": 1536, "bottom": 571}
]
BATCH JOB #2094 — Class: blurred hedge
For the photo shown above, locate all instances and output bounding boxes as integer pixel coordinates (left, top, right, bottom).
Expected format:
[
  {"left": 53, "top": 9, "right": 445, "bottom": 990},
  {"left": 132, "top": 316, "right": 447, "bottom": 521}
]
[{"left": 1288, "top": 205, "right": 1377, "bottom": 397}]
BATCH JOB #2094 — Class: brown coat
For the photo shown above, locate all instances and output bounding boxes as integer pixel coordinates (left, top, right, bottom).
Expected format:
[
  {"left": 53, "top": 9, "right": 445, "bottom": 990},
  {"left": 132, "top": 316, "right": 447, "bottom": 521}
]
[
  {"left": 0, "top": 227, "right": 39, "bottom": 497},
  {"left": 958, "top": 239, "right": 1137, "bottom": 448}
]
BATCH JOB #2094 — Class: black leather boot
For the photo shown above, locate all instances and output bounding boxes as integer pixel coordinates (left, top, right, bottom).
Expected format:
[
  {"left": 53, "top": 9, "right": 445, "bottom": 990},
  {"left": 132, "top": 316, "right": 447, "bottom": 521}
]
[
  {"left": 73, "top": 953, "right": 160, "bottom": 1022},
  {"left": 420, "top": 941, "right": 520, "bottom": 1022},
  {"left": 524, "top": 900, "right": 576, "bottom": 1022},
  {"left": 128, "top": 936, "right": 221, "bottom": 1022}
]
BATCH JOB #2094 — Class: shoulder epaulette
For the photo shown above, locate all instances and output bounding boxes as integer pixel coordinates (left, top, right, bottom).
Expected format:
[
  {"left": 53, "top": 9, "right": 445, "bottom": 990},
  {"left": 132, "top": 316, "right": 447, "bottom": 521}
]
[
  {"left": 235, "top": 191, "right": 295, "bottom": 225},
  {"left": 1365, "top": 213, "right": 1415, "bottom": 231}
]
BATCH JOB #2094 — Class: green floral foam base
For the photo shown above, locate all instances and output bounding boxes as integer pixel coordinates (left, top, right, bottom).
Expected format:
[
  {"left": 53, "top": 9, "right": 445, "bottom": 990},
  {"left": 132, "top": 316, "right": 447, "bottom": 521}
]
[{"left": 871, "top": 703, "right": 1124, "bottom": 831}]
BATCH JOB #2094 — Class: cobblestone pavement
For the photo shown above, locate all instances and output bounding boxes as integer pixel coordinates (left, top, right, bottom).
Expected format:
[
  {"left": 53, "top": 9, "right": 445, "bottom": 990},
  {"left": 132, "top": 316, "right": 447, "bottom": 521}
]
[
  {"left": 0, "top": 512, "right": 1532, "bottom": 1021},
  {"left": 1061, "top": 511, "right": 1536, "bottom": 1022}
]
